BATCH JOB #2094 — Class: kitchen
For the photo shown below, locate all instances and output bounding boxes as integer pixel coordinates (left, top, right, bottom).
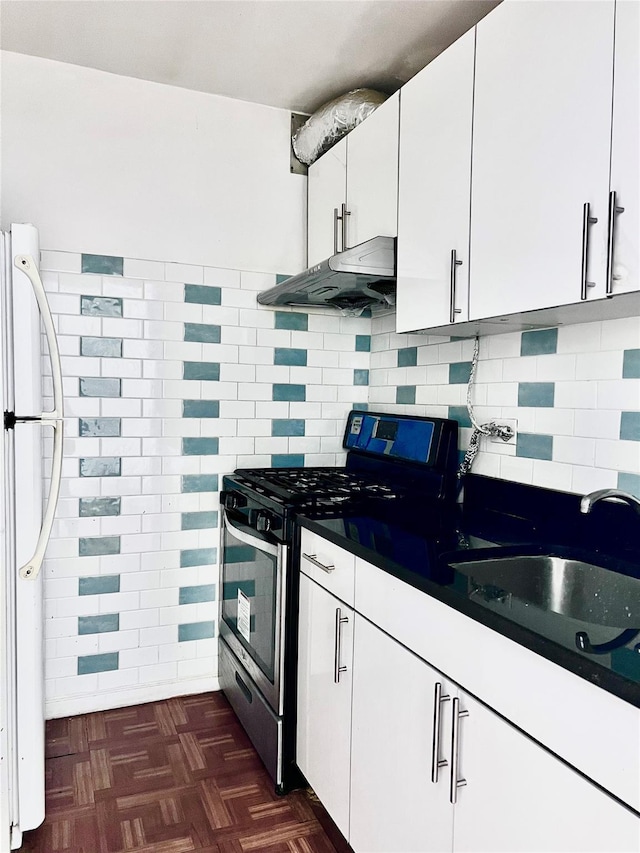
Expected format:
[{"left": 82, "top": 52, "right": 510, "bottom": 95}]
[{"left": 1, "top": 0, "right": 639, "bottom": 850}]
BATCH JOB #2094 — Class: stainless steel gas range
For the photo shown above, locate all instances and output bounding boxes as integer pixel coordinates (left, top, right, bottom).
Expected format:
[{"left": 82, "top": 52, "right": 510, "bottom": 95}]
[{"left": 218, "top": 410, "right": 459, "bottom": 792}]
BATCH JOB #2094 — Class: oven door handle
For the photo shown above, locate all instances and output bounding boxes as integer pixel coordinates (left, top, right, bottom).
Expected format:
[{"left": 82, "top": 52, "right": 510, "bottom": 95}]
[{"left": 223, "top": 510, "right": 279, "bottom": 557}]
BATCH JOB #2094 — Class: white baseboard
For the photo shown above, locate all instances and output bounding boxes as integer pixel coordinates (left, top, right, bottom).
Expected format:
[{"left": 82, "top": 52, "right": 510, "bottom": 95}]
[{"left": 45, "top": 676, "right": 221, "bottom": 719}]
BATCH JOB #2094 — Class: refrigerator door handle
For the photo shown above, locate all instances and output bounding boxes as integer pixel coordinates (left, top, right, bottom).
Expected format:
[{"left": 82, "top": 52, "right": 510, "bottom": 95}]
[{"left": 14, "top": 254, "right": 64, "bottom": 580}]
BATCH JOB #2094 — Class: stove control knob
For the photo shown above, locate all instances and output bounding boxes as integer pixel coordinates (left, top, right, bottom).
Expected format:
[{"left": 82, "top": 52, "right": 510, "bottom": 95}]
[
  {"left": 255, "top": 511, "right": 273, "bottom": 533},
  {"left": 223, "top": 492, "right": 246, "bottom": 511}
]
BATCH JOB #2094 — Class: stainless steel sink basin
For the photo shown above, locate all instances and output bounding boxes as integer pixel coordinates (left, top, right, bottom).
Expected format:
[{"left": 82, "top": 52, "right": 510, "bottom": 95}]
[{"left": 450, "top": 555, "right": 639, "bottom": 629}]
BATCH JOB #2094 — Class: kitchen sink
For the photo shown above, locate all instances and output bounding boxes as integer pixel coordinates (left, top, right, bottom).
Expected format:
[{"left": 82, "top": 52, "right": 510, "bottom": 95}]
[{"left": 449, "top": 554, "right": 639, "bottom": 630}]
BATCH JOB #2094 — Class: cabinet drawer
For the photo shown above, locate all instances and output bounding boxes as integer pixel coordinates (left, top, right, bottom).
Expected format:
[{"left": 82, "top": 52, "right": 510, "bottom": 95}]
[{"left": 300, "top": 529, "right": 355, "bottom": 606}]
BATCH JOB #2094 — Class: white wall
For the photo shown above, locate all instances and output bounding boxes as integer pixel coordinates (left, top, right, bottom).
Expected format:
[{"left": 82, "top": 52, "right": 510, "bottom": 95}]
[{"left": 0, "top": 51, "right": 306, "bottom": 275}]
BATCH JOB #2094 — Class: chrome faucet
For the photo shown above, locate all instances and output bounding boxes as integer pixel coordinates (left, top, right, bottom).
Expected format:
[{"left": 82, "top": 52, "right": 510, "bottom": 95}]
[{"left": 580, "top": 489, "right": 640, "bottom": 515}]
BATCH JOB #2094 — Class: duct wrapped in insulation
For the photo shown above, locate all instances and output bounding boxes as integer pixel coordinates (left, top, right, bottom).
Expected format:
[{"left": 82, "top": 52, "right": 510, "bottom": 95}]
[{"left": 292, "top": 88, "right": 388, "bottom": 166}]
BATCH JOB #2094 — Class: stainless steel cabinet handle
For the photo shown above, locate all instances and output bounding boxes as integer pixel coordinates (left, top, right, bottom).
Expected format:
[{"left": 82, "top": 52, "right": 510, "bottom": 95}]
[
  {"left": 431, "top": 681, "right": 451, "bottom": 784},
  {"left": 341, "top": 202, "right": 351, "bottom": 252},
  {"left": 333, "top": 208, "right": 340, "bottom": 254},
  {"left": 449, "top": 697, "right": 469, "bottom": 804},
  {"left": 302, "top": 552, "right": 335, "bottom": 574},
  {"left": 334, "top": 607, "right": 349, "bottom": 683},
  {"left": 449, "top": 250, "right": 463, "bottom": 324},
  {"left": 606, "top": 190, "right": 625, "bottom": 297},
  {"left": 580, "top": 202, "right": 598, "bottom": 300}
]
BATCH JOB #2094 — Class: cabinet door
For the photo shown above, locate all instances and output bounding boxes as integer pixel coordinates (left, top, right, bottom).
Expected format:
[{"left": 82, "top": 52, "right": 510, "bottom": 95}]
[
  {"left": 452, "top": 692, "right": 640, "bottom": 853},
  {"left": 296, "top": 573, "right": 353, "bottom": 839},
  {"left": 469, "top": 1, "right": 615, "bottom": 319},
  {"left": 307, "top": 137, "right": 347, "bottom": 267},
  {"left": 608, "top": 0, "right": 639, "bottom": 295},
  {"left": 346, "top": 92, "right": 399, "bottom": 250},
  {"left": 396, "top": 29, "right": 475, "bottom": 333},
  {"left": 350, "top": 615, "right": 454, "bottom": 853}
]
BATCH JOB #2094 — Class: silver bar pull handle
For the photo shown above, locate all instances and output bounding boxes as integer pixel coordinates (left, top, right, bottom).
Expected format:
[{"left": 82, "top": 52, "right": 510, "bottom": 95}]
[
  {"left": 302, "top": 552, "right": 335, "bottom": 574},
  {"left": 14, "top": 254, "right": 65, "bottom": 581},
  {"left": 334, "top": 607, "right": 348, "bottom": 683},
  {"left": 431, "top": 681, "right": 451, "bottom": 784},
  {"left": 341, "top": 202, "right": 351, "bottom": 252},
  {"left": 333, "top": 207, "right": 340, "bottom": 255},
  {"left": 606, "top": 190, "right": 625, "bottom": 297},
  {"left": 449, "top": 250, "right": 463, "bottom": 324},
  {"left": 449, "top": 697, "right": 469, "bottom": 804},
  {"left": 580, "top": 202, "right": 598, "bottom": 300}
]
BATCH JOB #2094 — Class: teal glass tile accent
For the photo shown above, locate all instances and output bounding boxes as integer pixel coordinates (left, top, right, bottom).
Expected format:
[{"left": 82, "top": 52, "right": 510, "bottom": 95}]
[
  {"left": 610, "top": 646, "right": 640, "bottom": 681},
  {"left": 275, "top": 274, "right": 290, "bottom": 285},
  {"left": 355, "top": 335, "right": 371, "bottom": 353},
  {"left": 273, "top": 384, "right": 305, "bottom": 402},
  {"left": 81, "top": 337, "right": 122, "bottom": 358},
  {"left": 620, "top": 412, "right": 640, "bottom": 441},
  {"left": 183, "top": 361, "right": 220, "bottom": 381},
  {"left": 81, "top": 254, "right": 123, "bottom": 276},
  {"left": 516, "top": 433, "right": 553, "bottom": 461},
  {"left": 184, "top": 284, "right": 222, "bottom": 305},
  {"left": 180, "top": 548, "right": 217, "bottom": 568},
  {"left": 184, "top": 323, "right": 221, "bottom": 343},
  {"left": 80, "top": 377, "right": 121, "bottom": 398},
  {"left": 353, "top": 403, "right": 369, "bottom": 412},
  {"left": 223, "top": 579, "right": 255, "bottom": 600},
  {"left": 182, "top": 437, "right": 219, "bottom": 456},
  {"left": 181, "top": 474, "right": 218, "bottom": 493},
  {"left": 224, "top": 547, "right": 255, "bottom": 566},
  {"left": 354, "top": 369, "right": 369, "bottom": 386},
  {"left": 449, "top": 362, "right": 472, "bottom": 385},
  {"left": 179, "top": 584, "right": 216, "bottom": 605},
  {"left": 623, "top": 349, "right": 640, "bottom": 379},
  {"left": 80, "top": 457, "right": 121, "bottom": 477},
  {"left": 275, "top": 311, "right": 308, "bottom": 331},
  {"left": 448, "top": 405, "right": 472, "bottom": 428},
  {"left": 396, "top": 386, "right": 416, "bottom": 405},
  {"left": 274, "top": 348, "right": 307, "bottom": 367},
  {"left": 398, "top": 347, "right": 418, "bottom": 367},
  {"left": 618, "top": 472, "right": 640, "bottom": 497},
  {"left": 78, "top": 613, "right": 119, "bottom": 635},
  {"left": 78, "top": 652, "right": 119, "bottom": 674},
  {"left": 183, "top": 400, "right": 219, "bottom": 418},
  {"left": 518, "top": 382, "right": 555, "bottom": 408},
  {"left": 81, "top": 295, "right": 123, "bottom": 317},
  {"left": 79, "top": 536, "right": 121, "bottom": 557},
  {"left": 520, "top": 328, "right": 558, "bottom": 356},
  {"left": 79, "top": 417, "right": 121, "bottom": 437},
  {"left": 272, "top": 419, "right": 305, "bottom": 437},
  {"left": 79, "top": 497, "right": 121, "bottom": 517},
  {"left": 79, "top": 575, "right": 120, "bottom": 596},
  {"left": 181, "top": 511, "right": 218, "bottom": 530},
  {"left": 272, "top": 454, "right": 305, "bottom": 468},
  {"left": 178, "top": 621, "right": 215, "bottom": 642}
]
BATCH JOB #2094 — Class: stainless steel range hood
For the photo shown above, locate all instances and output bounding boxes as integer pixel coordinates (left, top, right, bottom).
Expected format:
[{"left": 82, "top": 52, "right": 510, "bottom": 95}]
[{"left": 257, "top": 236, "right": 396, "bottom": 313}]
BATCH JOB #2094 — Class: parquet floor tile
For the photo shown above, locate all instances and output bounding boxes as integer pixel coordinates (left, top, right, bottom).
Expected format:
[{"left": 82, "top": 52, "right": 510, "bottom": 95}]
[{"left": 20, "top": 692, "right": 340, "bottom": 853}]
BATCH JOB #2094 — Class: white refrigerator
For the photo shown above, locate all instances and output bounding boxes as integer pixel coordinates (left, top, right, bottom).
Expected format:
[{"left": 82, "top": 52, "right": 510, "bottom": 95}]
[{"left": 1, "top": 224, "right": 63, "bottom": 850}]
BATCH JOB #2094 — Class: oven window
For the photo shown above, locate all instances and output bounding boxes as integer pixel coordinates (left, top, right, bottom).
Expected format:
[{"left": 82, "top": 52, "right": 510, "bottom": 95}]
[{"left": 221, "top": 524, "right": 278, "bottom": 682}]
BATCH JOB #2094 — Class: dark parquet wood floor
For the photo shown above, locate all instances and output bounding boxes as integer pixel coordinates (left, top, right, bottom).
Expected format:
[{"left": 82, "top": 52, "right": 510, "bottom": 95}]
[{"left": 20, "top": 692, "right": 339, "bottom": 853}]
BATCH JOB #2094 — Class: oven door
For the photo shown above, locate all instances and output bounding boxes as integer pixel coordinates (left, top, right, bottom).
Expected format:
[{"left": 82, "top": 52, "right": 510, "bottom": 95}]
[{"left": 219, "top": 506, "right": 286, "bottom": 715}]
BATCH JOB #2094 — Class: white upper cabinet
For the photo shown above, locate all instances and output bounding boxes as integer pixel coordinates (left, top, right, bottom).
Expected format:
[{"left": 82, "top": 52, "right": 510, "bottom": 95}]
[
  {"left": 608, "top": 0, "right": 639, "bottom": 296},
  {"left": 469, "top": 1, "right": 615, "bottom": 319},
  {"left": 396, "top": 29, "right": 475, "bottom": 333},
  {"left": 306, "top": 93, "right": 399, "bottom": 268}
]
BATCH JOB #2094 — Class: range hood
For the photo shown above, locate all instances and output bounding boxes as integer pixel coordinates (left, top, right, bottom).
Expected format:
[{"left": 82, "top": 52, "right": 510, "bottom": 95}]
[{"left": 257, "top": 236, "right": 396, "bottom": 314}]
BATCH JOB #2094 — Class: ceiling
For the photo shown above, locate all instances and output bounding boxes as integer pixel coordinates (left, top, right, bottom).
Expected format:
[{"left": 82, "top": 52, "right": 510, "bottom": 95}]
[{"left": 0, "top": 0, "right": 498, "bottom": 114}]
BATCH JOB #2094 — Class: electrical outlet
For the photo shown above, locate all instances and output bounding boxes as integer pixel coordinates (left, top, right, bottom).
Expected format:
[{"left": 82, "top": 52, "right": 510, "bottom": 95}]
[{"left": 490, "top": 418, "right": 517, "bottom": 444}]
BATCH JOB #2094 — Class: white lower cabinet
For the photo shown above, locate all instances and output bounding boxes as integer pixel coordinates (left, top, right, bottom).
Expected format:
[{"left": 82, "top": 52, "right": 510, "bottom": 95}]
[
  {"left": 349, "top": 615, "right": 640, "bottom": 853},
  {"left": 296, "top": 536, "right": 640, "bottom": 851},
  {"left": 296, "top": 572, "right": 353, "bottom": 839}
]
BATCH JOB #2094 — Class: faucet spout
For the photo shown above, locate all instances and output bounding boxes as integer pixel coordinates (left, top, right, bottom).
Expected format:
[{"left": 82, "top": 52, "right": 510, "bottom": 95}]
[{"left": 580, "top": 488, "right": 640, "bottom": 515}]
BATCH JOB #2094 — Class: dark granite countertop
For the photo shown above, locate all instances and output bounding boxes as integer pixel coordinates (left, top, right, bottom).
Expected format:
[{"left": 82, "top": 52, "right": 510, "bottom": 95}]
[{"left": 296, "top": 475, "right": 640, "bottom": 708}]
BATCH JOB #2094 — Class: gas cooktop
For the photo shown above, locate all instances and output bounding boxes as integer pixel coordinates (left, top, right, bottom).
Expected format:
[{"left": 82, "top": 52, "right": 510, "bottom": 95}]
[{"left": 233, "top": 466, "right": 401, "bottom": 505}]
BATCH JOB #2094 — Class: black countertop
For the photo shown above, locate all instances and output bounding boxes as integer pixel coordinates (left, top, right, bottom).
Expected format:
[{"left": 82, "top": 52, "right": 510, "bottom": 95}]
[{"left": 296, "top": 475, "right": 640, "bottom": 708}]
